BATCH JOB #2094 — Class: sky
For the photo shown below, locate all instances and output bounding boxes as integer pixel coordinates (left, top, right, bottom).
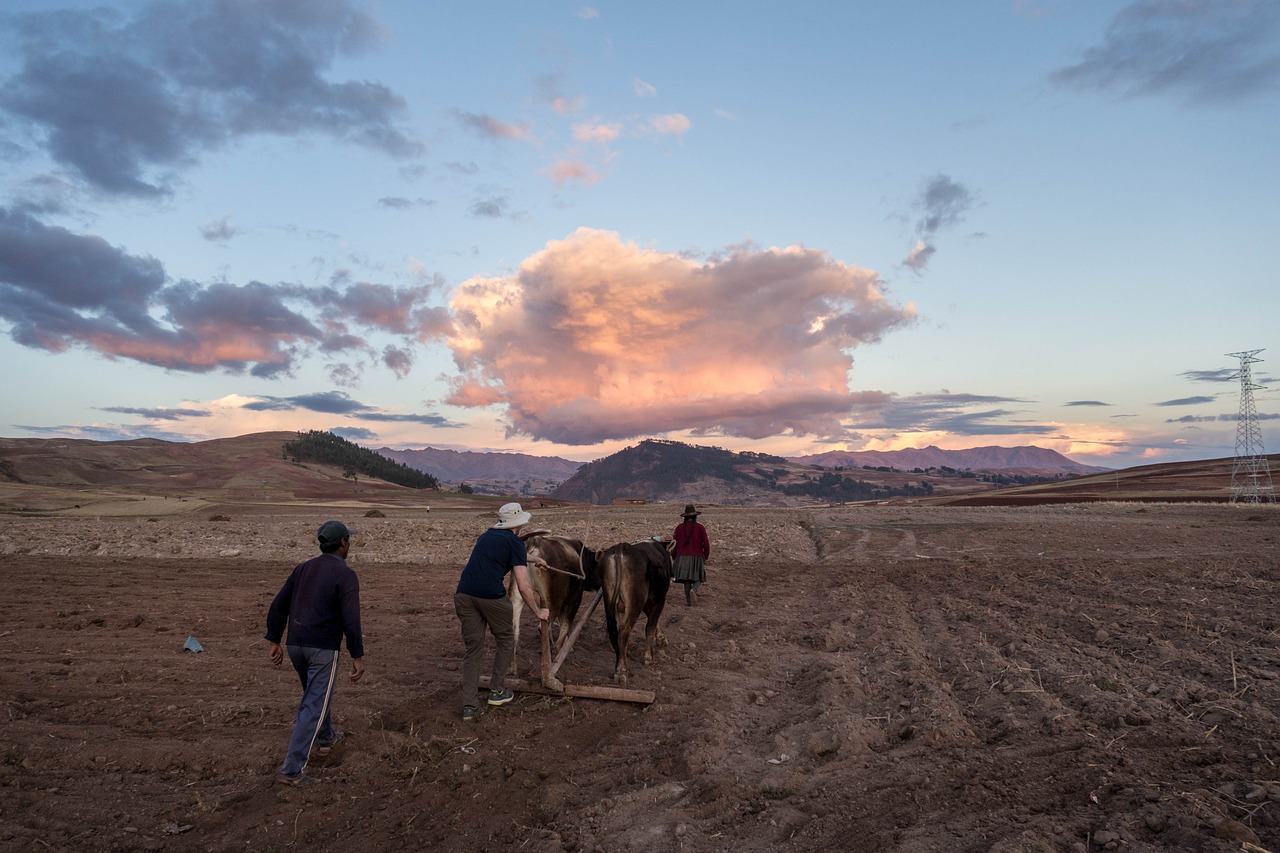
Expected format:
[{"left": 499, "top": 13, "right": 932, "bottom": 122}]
[{"left": 1, "top": 0, "right": 1278, "bottom": 470}]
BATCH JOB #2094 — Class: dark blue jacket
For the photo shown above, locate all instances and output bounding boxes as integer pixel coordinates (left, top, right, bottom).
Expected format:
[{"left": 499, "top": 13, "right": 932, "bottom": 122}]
[
  {"left": 456, "top": 527, "right": 527, "bottom": 599},
  {"left": 265, "top": 552, "right": 364, "bottom": 658}
]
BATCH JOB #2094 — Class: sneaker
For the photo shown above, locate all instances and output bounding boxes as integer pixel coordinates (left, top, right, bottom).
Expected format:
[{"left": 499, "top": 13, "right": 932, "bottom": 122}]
[
  {"left": 461, "top": 705, "right": 476, "bottom": 721},
  {"left": 487, "top": 687, "right": 514, "bottom": 706},
  {"left": 275, "top": 772, "right": 317, "bottom": 787},
  {"left": 316, "top": 731, "right": 344, "bottom": 756}
]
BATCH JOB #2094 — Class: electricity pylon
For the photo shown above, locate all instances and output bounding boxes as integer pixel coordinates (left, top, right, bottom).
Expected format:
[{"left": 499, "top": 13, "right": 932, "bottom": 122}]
[{"left": 1227, "top": 349, "right": 1275, "bottom": 504}]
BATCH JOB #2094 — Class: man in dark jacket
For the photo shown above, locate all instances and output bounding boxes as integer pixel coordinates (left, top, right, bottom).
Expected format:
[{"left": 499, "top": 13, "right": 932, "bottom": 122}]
[{"left": 265, "top": 519, "right": 365, "bottom": 786}]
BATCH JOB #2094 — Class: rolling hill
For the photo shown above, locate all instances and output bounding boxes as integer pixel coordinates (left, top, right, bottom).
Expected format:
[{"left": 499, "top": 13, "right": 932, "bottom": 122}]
[
  {"left": 921, "top": 453, "right": 1276, "bottom": 506},
  {"left": 0, "top": 431, "right": 444, "bottom": 514}
]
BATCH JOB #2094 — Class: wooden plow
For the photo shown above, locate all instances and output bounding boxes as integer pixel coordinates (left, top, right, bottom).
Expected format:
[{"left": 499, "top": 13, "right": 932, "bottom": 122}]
[{"left": 480, "top": 588, "right": 655, "bottom": 705}]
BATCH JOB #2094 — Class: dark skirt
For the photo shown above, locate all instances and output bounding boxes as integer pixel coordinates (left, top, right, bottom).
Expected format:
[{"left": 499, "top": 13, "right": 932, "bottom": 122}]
[{"left": 672, "top": 555, "right": 706, "bottom": 583}]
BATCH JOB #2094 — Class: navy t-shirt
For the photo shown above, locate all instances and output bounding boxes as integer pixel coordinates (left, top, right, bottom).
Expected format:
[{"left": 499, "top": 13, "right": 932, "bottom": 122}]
[{"left": 456, "top": 527, "right": 527, "bottom": 599}]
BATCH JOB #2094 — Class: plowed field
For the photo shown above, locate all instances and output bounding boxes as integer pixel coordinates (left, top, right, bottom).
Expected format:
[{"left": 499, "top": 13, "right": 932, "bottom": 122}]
[{"left": 2, "top": 502, "right": 1279, "bottom": 852}]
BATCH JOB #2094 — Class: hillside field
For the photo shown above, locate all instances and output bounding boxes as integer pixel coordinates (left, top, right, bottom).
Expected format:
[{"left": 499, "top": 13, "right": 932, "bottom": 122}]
[{"left": 2, "top": 498, "right": 1280, "bottom": 852}]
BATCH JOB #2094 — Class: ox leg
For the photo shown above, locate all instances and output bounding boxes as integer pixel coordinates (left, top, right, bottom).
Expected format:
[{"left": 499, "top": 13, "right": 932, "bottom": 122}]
[
  {"left": 644, "top": 622, "right": 668, "bottom": 663},
  {"left": 644, "top": 621, "right": 664, "bottom": 664},
  {"left": 612, "top": 611, "right": 631, "bottom": 686},
  {"left": 613, "top": 638, "right": 628, "bottom": 684},
  {"left": 643, "top": 578, "right": 670, "bottom": 664},
  {"left": 550, "top": 617, "right": 569, "bottom": 657},
  {"left": 508, "top": 583, "right": 525, "bottom": 675},
  {"left": 540, "top": 619, "right": 564, "bottom": 692},
  {"left": 549, "top": 589, "right": 603, "bottom": 684}
]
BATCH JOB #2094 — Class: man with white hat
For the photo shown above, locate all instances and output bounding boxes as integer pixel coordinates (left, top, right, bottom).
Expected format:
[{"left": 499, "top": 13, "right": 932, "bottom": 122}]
[{"left": 454, "top": 502, "right": 549, "bottom": 721}]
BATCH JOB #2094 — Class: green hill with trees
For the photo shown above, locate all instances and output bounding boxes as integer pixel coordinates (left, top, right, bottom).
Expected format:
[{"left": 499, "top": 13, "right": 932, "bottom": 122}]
[{"left": 283, "top": 430, "right": 439, "bottom": 490}]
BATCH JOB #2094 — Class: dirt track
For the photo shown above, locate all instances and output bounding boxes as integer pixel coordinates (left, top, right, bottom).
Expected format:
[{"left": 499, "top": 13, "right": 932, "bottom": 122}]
[{"left": 2, "top": 502, "right": 1280, "bottom": 852}]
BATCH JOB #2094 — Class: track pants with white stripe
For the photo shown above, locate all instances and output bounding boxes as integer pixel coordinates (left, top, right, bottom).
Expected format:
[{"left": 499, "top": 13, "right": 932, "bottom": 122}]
[{"left": 279, "top": 645, "right": 340, "bottom": 778}]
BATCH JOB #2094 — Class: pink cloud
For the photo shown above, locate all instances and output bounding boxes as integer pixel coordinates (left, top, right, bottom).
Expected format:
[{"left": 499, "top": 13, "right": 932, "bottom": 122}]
[
  {"left": 85, "top": 324, "right": 299, "bottom": 374},
  {"left": 572, "top": 121, "right": 622, "bottom": 143},
  {"left": 382, "top": 344, "right": 413, "bottom": 378},
  {"left": 552, "top": 96, "right": 586, "bottom": 115},
  {"left": 0, "top": 207, "right": 451, "bottom": 377},
  {"left": 651, "top": 113, "right": 691, "bottom": 135},
  {"left": 903, "top": 239, "right": 935, "bottom": 271},
  {"left": 446, "top": 228, "right": 915, "bottom": 444},
  {"left": 542, "top": 160, "right": 602, "bottom": 187},
  {"left": 454, "top": 110, "right": 531, "bottom": 141}
]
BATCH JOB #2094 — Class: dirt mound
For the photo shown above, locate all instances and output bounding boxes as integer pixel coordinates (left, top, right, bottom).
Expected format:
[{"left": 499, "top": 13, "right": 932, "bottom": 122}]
[{"left": 2, "top": 503, "right": 1279, "bottom": 851}]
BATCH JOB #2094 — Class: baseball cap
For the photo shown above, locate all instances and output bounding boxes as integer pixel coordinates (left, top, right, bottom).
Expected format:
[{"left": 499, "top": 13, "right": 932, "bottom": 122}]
[{"left": 317, "top": 520, "right": 356, "bottom": 545}]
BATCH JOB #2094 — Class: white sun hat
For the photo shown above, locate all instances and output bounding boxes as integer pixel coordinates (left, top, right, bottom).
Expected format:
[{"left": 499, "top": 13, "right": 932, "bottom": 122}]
[{"left": 493, "top": 502, "right": 531, "bottom": 529}]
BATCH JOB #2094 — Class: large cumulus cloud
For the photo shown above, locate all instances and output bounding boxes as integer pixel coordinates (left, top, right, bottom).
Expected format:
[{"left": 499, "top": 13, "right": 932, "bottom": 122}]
[{"left": 446, "top": 228, "right": 915, "bottom": 445}]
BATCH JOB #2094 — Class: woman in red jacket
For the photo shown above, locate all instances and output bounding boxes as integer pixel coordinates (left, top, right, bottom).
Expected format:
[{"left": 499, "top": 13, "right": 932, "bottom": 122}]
[{"left": 672, "top": 504, "right": 710, "bottom": 606}]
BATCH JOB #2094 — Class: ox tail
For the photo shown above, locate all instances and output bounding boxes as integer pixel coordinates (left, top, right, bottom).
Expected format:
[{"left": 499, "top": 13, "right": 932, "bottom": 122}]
[
  {"left": 580, "top": 544, "right": 601, "bottom": 590},
  {"left": 602, "top": 550, "right": 622, "bottom": 654}
]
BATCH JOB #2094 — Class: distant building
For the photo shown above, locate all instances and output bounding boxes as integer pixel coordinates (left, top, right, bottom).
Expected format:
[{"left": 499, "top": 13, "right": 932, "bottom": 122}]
[{"left": 611, "top": 497, "right": 646, "bottom": 505}]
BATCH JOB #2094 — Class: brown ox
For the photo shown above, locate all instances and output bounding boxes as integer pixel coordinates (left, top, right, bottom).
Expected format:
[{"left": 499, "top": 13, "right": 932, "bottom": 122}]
[
  {"left": 597, "top": 538, "right": 672, "bottom": 684},
  {"left": 507, "top": 530, "right": 599, "bottom": 674}
]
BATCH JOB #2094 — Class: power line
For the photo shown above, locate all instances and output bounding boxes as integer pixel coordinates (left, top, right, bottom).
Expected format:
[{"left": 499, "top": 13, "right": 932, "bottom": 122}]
[{"left": 1226, "top": 348, "right": 1275, "bottom": 504}]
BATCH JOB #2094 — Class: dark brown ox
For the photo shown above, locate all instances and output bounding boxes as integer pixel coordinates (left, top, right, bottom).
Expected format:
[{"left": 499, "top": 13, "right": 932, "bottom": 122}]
[
  {"left": 507, "top": 530, "right": 599, "bottom": 673},
  {"left": 597, "top": 538, "right": 672, "bottom": 684}
]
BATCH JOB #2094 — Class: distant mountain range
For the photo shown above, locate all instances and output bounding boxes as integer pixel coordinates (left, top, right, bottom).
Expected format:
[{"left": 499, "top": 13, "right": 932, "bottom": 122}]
[
  {"left": 790, "top": 445, "right": 1109, "bottom": 476},
  {"left": 376, "top": 445, "right": 581, "bottom": 494},
  {"left": 376, "top": 441, "right": 1107, "bottom": 492}
]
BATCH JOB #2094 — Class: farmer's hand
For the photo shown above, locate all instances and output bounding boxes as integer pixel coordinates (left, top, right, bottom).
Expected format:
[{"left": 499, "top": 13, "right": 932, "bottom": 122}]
[
  {"left": 536, "top": 607, "right": 550, "bottom": 621},
  {"left": 268, "top": 642, "right": 283, "bottom": 666},
  {"left": 350, "top": 657, "right": 365, "bottom": 683}
]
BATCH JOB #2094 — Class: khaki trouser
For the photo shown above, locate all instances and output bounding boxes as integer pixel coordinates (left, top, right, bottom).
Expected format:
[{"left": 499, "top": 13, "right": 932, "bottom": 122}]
[{"left": 453, "top": 592, "right": 514, "bottom": 709}]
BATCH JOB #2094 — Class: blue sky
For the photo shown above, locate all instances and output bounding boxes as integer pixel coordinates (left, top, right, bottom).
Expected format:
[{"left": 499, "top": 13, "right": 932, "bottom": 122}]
[{"left": 1, "top": 0, "right": 1277, "bottom": 469}]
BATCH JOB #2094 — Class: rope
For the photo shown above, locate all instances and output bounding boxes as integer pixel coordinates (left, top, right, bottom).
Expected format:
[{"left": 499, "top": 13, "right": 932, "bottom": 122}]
[{"left": 529, "top": 555, "right": 586, "bottom": 580}]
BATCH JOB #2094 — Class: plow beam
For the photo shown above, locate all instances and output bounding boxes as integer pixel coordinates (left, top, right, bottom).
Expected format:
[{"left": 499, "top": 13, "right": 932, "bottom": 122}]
[{"left": 479, "top": 675, "right": 654, "bottom": 705}]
